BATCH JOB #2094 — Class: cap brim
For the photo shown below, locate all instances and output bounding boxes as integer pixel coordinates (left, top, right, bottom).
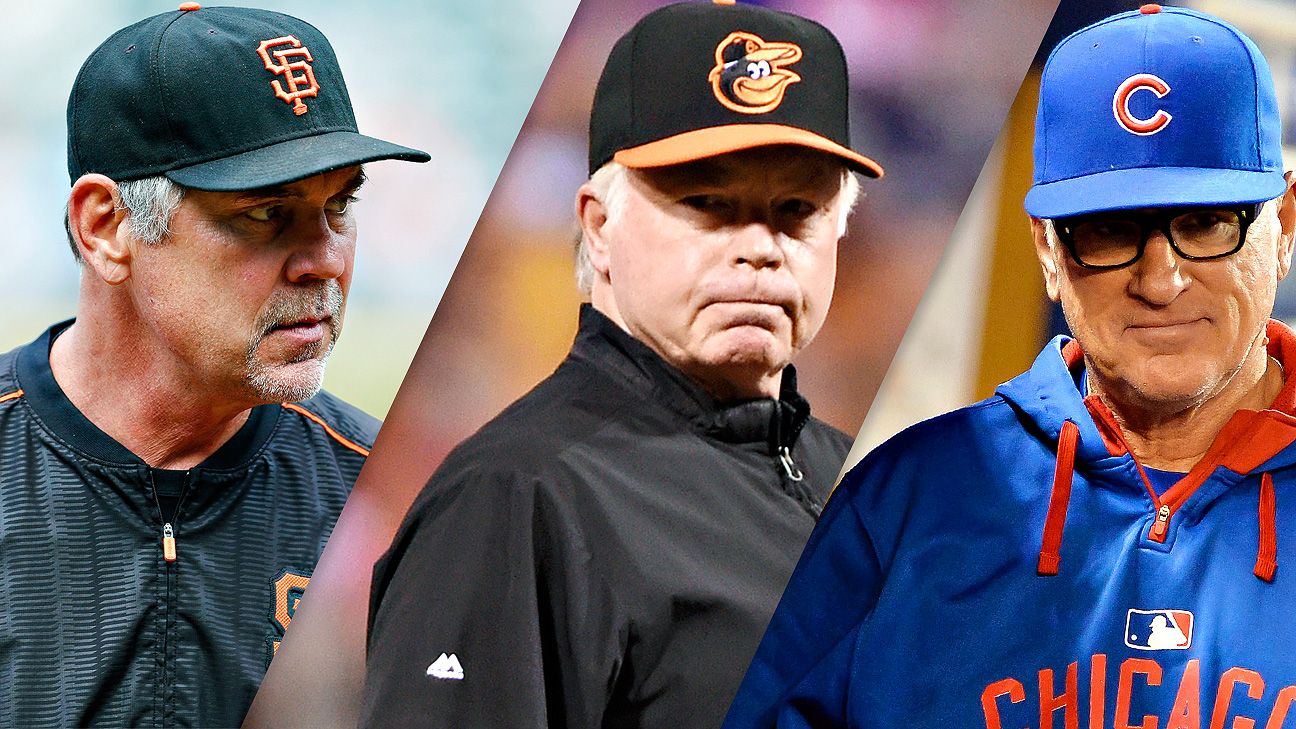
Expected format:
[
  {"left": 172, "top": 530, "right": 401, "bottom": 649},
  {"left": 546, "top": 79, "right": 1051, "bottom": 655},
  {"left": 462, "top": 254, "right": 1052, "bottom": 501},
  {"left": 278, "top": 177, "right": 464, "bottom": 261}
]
[
  {"left": 1025, "top": 167, "right": 1288, "bottom": 218},
  {"left": 612, "top": 123, "right": 883, "bottom": 178},
  {"left": 165, "top": 130, "right": 430, "bottom": 191}
]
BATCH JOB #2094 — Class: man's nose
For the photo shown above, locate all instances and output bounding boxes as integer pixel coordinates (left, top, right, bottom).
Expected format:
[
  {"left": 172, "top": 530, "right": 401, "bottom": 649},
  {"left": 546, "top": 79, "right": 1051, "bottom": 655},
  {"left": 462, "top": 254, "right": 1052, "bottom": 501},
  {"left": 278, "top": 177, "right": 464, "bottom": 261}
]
[
  {"left": 285, "top": 213, "right": 350, "bottom": 282},
  {"left": 1128, "top": 230, "right": 1190, "bottom": 305},
  {"left": 730, "top": 221, "right": 785, "bottom": 270}
]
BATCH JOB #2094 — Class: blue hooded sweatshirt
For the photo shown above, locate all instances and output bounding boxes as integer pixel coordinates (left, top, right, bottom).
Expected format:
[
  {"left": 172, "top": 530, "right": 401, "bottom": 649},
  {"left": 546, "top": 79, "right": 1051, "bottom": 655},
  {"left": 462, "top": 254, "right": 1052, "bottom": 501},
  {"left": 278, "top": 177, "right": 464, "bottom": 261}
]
[{"left": 723, "top": 320, "right": 1296, "bottom": 729}]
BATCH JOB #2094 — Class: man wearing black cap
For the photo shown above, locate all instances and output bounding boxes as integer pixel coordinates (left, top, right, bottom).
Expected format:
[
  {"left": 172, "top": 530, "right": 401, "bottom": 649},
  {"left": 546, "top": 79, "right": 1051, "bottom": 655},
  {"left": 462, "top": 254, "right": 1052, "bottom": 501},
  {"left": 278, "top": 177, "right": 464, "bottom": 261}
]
[
  {"left": 361, "top": 2, "right": 877, "bottom": 727},
  {"left": 0, "top": 5, "right": 426, "bottom": 727},
  {"left": 723, "top": 6, "right": 1296, "bottom": 728}
]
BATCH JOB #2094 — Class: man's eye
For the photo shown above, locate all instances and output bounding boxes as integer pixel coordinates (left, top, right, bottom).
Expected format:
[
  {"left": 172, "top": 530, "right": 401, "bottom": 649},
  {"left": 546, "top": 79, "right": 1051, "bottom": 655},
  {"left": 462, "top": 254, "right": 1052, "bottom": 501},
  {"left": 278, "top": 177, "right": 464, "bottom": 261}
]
[
  {"left": 681, "top": 195, "right": 731, "bottom": 212},
  {"left": 245, "top": 205, "right": 278, "bottom": 222},
  {"left": 1178, "top": 211, "right": 1229, "bottom": 232},
  {"left": 778, "top": 199, "right": 818, "bottom": 217},
  {"left": 327, "top": 195, "right": 358, "bottom": 215}
]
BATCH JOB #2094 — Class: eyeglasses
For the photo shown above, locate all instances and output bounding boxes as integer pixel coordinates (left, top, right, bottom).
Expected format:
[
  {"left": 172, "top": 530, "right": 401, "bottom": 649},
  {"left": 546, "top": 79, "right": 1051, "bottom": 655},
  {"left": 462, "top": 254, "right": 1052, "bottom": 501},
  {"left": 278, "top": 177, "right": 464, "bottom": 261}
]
[{"left": 1052, "top": 203, "right": 1264, "bottom": 269}]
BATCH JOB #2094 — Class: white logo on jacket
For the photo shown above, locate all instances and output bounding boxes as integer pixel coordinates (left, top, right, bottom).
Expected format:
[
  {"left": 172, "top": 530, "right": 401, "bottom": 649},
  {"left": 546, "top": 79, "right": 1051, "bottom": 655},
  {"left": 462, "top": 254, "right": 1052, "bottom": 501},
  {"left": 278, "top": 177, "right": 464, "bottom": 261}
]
[
  {"left": 427, "top": 652, "right": 465, "bottom": 680},
  {"left": 1125, "top": 609, "right": 1193, "bottom": 650}
]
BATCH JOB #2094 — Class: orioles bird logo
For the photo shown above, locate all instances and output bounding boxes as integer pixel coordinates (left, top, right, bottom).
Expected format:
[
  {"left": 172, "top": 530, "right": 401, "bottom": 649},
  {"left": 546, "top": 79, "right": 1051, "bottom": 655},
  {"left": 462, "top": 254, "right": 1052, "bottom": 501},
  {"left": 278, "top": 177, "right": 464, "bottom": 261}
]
[{"left": 708, "top": 31, "right": 803, "bottom": 114}]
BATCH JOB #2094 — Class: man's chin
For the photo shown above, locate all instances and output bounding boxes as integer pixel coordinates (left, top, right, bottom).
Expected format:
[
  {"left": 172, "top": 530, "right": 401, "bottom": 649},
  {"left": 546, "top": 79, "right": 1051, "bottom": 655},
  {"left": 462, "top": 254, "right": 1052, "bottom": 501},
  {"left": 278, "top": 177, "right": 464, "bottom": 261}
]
[
  {"left": 245, "top": 357, "right": 329, "bottom": 404},
  {"left": 704, "top": 326, "right": 790, "bottom": 366},
  {"left": 685, "top": 330, "right": 794, "bottom": 398}
]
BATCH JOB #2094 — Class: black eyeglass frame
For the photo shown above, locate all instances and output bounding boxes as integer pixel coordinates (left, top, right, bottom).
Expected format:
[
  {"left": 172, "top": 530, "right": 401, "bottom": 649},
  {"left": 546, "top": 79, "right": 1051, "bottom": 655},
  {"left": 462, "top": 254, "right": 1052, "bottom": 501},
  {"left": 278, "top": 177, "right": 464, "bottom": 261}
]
[{"left": 1052, "top": 202, "right": 1265, "bottom": 270}]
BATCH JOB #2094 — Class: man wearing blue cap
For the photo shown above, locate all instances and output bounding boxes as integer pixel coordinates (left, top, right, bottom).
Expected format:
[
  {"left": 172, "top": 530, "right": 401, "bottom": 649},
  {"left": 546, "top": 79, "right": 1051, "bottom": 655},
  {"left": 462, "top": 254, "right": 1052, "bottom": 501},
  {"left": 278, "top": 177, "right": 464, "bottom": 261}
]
[
  {"left": 723, "top": 5, "right": 1296, "bottom": 727},
  {"left": 0, "top": 5, "right": 426, "bottom": 726}
]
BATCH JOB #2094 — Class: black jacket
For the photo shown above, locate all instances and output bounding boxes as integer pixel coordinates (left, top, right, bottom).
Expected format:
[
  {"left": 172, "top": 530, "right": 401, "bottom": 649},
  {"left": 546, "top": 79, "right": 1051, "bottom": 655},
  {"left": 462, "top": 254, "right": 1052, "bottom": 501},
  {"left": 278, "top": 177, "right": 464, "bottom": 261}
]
[
  {"left": 362, "top": 305, "right": 851, "bottom": 728},
  {"left": 0, "top": 322, "right": 376, "bottom": 728}
]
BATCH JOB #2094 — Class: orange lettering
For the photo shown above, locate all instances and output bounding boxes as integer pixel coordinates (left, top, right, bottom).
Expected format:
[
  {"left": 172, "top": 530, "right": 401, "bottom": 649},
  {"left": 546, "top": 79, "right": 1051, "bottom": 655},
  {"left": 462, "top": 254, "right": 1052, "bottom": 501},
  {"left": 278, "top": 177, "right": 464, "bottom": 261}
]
[
  {"left": 1042, "top": 663, "right": 1081, "bottom": 729},
  {"left": 983, "top": 678, "right": 1028, "bottom": 729},
  {"left": 1265, "top": 686, "right": 1296, "bottom": 729},
  {"left": 1166, "top": 660, "right": 1201, "bottom": 729},
  {"left": 1210, "top": 668, "right": 1264, "bottom": 729},
  {"left": 270, "top": 569, "right": 311, "bottom": 655},
  {"left": 1092, "top": 654, "right": 1108, "bottom": 729},
  {"left": 1116, "top": 658, "right": 1163, "bottom": 729}
]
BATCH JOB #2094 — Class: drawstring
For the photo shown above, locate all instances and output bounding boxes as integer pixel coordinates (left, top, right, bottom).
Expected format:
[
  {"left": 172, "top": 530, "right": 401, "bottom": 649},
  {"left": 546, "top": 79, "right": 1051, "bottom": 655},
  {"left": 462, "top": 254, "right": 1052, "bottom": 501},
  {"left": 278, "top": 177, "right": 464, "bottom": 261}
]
[
  {"left": 1038, "top": 420, "right": 1080, "bottom": 576},
  {"left": 1256, "top": 472, "right": 1277, "bottom": 582},
  {"left": 1036, "top": 429, "right": 1278, "bottom": 582}
]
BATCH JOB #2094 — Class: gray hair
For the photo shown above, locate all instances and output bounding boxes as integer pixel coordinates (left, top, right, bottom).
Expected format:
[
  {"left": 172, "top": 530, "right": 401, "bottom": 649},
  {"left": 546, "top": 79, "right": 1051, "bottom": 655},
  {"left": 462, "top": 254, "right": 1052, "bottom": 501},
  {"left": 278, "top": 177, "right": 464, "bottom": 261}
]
[
  {"left": 574, "top": 161, "right": 863, "bottom": 295},
  {"left": 64, "top": 175, "right": 186, "bottom": 261}
]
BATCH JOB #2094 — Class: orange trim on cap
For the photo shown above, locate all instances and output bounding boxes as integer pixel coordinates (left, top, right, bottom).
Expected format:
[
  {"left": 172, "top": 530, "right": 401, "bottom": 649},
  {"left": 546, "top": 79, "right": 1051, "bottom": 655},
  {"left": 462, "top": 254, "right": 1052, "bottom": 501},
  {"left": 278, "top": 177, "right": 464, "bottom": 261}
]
[
  {"left": 0, "top": 389, "right": 23, "bottom": 404},
  {"left": 613, "top": 124, "right": 884, "bottom": 178},
  {"left": 281, "top": 402, "right": 370, "bottom": 457}
]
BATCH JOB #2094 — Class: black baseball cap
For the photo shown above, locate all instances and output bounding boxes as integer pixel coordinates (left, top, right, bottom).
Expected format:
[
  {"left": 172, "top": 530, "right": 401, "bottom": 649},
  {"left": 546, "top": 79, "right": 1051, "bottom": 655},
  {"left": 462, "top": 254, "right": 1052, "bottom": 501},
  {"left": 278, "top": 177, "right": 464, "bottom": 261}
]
[
  {"left": 588, "top": 0, "right": 882, "bottom": 177},
  {"left": 67, "top": 4, "right": 429, "bottom": 192}
]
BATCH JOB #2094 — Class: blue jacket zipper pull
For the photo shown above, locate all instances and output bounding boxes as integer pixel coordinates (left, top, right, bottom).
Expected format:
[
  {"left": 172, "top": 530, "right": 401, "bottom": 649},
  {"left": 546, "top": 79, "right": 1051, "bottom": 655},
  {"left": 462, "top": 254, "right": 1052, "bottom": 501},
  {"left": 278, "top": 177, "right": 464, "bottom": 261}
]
[{"left": 162, "top": 522, "right": 177, "bottom": 563}]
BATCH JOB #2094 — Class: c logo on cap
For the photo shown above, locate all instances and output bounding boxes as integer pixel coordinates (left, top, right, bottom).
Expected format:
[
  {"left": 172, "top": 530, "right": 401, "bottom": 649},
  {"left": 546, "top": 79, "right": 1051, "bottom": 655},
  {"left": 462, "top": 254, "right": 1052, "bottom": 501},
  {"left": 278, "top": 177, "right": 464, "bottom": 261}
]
[
  {"left": 708, "top": 32, "right": 803, "bottom": 115},
  {"left": 1113, "top": 73, "right": 1172, "bottom": 135}
]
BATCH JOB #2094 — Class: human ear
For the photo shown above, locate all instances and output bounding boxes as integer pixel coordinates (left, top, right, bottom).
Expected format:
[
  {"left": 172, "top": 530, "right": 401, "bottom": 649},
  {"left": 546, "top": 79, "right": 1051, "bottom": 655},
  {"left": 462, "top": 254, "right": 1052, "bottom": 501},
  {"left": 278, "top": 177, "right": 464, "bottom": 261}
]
[
  {"left": 576, "top": 183, "right": 613, "bottom": 277},
  {"left": 1274, "top": 171, "right": 1296, "bottom": 281},
  {"left": 68, "top": 174, "right": 132, "bottom": 285},
  {"left": 1031, "top": 216, "right": 1062, "bottom": 302}
]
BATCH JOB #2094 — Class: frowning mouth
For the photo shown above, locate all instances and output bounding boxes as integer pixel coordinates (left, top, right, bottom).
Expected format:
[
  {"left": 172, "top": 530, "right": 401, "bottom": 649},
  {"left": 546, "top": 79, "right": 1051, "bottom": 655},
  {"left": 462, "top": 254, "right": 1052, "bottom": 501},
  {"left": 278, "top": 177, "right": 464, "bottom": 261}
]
[
  {"left": 271, "top": 316, "right": 329, "bottom": 332},
  {"left": 265, "top": 316, "right": 333, "bottom": 349},
  {"left": 703, "top": 300, "right": 793, "bottom": 329}
]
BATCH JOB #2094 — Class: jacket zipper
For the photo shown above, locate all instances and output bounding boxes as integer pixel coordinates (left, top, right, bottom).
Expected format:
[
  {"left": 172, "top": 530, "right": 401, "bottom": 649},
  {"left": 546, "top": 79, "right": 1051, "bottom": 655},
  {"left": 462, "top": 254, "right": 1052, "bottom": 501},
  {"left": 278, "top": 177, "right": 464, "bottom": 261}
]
[
  {"left": 1150, "top": 503, "right": 1172, "bottom": 541},
  {"left": 778, "top": 446, "right": 804, "bottom": 482},
  {"left": 1085, "top": 399, "right": 1189, "bottom": 545},
  {"left": 162, "top": 523, "right": 177, "bottom": 562},
  {"left": 149, "top": 469, "right": 189, "bottom": 728},
  {"left": 776, "top": 446, "right": 823, "bottom": 518}
]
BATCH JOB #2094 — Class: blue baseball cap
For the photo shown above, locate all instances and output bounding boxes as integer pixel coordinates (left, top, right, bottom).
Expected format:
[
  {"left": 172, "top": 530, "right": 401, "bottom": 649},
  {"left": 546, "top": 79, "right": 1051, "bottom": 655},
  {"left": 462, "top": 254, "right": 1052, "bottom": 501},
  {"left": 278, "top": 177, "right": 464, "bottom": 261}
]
[{"left": 1025, "top": 4, "right": 1286, "bottom": 219}]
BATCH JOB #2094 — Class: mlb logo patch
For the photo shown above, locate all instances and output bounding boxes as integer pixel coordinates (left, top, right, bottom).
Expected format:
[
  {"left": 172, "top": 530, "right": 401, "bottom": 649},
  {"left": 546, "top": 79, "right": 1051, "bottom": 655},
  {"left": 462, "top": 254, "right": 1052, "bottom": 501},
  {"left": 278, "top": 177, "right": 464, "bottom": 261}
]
[{"left": 1125, "top": 609, "right": 1193, "bottom": 650}]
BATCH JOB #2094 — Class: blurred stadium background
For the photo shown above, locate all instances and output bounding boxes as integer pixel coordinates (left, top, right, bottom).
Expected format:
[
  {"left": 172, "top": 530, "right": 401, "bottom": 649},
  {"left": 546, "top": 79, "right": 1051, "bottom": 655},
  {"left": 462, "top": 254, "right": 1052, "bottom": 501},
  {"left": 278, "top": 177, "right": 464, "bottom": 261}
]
[
  {"left": 855, "top": 0, "right": 1296, "bottom": 462},
  {"left": 0, "top": 0, "right": 577, "bottom": 418}
]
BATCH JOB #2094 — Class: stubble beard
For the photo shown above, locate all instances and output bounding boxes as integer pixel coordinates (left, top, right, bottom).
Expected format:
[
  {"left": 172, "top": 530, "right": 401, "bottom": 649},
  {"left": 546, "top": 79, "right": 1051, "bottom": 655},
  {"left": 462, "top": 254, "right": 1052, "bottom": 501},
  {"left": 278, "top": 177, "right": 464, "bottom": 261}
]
[{"left": 244, "top": 281, "right": 344, "bottom": 403}]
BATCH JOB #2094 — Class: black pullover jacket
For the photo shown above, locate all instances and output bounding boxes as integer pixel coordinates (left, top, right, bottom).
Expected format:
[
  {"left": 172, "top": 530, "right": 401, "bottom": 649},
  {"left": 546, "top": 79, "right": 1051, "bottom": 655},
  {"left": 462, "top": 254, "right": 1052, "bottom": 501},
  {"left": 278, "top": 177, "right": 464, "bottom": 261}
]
[
  {"left": 0, "top": 322, "right": 376, "bottom": 727},
  {"left": 362, "top": 305, "right": 851, "bottom": 728}
]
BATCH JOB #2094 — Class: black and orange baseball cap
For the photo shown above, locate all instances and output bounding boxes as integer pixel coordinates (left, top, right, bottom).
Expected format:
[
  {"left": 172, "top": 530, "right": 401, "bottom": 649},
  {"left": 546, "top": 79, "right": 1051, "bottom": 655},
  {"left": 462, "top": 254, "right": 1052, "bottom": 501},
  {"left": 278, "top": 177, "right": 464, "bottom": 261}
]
[
  {"left": 588, "top": 0, "right": 881, "bottom": 177},
  {"left": 67, "top": 4, "right": 428, "bottom": 192}
]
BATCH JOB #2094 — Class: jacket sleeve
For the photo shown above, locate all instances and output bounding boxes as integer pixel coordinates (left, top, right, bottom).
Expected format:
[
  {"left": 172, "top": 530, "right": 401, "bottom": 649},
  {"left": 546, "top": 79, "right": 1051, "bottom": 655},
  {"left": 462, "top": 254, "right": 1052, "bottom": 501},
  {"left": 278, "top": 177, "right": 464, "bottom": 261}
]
[
  {"left": 776, "top": 623, "right": 859, "bottom": 729},
  {"left": 721, "top": 461, "right": 884, "bottom": 729},
  {"left": 360, "top": 465, "right": 625, "bottom": 728}
]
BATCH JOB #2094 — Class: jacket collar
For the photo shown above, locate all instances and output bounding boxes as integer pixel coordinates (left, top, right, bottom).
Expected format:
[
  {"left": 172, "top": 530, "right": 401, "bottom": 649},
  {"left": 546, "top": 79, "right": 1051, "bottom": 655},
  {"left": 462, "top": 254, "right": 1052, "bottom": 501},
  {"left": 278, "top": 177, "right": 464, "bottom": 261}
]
[
  {"left": 15, "top": 320, "right": 280, "bottom": 471},
  {"left": 569, "top": 304, "right": 812, "bottom": 455},
  {"left": 996, "top": 319, "right": 1296, "bottom": 475}
]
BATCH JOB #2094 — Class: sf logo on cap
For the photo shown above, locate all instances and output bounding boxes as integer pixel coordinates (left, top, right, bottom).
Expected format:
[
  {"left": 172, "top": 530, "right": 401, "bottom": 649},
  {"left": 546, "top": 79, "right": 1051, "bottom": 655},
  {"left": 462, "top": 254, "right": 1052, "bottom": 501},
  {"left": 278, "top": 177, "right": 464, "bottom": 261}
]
[
  {"left": 1113, "top": 73, "right": 1172, "bottom": 135},
  {"left": 257, "top": 36, "right": 320, "bottom": 116},
  {"left": 708, "top": 31, "right": 802, "bottom": 115}
]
